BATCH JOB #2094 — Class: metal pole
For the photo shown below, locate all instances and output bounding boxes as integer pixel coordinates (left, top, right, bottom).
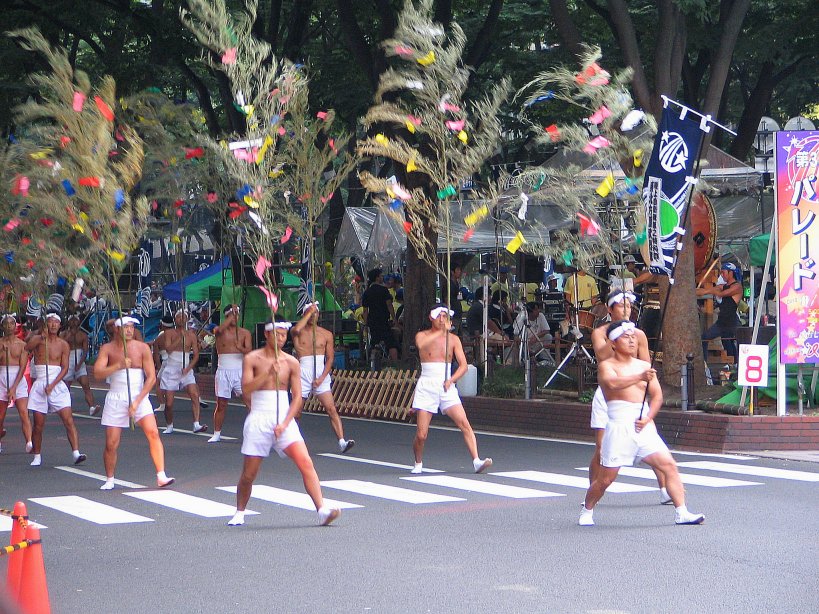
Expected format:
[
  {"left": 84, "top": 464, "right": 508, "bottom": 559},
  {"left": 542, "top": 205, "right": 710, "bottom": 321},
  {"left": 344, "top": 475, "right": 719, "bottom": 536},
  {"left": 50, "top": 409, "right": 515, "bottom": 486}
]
[{"left": 686, "top": 352, "right": 696, "bottom": 411}]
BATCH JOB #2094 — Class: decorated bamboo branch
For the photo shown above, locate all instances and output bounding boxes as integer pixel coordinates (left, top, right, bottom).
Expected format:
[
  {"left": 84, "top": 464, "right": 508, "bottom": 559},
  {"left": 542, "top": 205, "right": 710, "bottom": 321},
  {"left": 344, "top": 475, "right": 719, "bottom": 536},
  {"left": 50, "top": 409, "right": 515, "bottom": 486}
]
[{"left": 517, "top": 46, "right": 658, "bottom": 273}]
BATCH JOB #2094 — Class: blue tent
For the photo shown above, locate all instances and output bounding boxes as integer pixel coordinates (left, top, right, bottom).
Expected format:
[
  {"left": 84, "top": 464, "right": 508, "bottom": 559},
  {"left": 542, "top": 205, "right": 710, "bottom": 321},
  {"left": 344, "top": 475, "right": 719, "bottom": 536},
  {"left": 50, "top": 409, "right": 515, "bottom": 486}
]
[{"left": 163, "top": 256, "right": 232, "bottom": 301}]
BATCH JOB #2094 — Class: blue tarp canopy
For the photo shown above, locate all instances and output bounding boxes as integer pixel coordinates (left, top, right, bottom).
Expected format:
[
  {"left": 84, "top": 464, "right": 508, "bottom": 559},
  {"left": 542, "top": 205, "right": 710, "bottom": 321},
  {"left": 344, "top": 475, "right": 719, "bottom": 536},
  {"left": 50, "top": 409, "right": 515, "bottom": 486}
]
[{"left": 163, "top": 256, "right": 232, "bottom": 301}]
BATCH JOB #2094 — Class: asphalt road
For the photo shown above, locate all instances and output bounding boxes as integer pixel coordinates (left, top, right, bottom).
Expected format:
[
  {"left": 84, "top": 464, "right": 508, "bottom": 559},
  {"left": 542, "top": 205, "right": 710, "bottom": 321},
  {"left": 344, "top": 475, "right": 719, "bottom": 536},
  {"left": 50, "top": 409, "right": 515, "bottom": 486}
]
[{"left": 1, "top": 387, "right": 818, "bottom": 614}]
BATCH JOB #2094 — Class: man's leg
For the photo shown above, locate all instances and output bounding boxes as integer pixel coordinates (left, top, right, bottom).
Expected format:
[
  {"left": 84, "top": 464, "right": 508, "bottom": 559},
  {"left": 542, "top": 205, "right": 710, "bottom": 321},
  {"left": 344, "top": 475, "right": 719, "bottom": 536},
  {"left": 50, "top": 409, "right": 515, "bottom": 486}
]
[
  {"left": 643, "top": 451, "right": 704, "bottom": 524},
  {"left": 283, "top": 441, "right": 339, "bottom": 525},
  {"left": 229, "top": 455, "right": 263, "bottom": 525},
  {"left": 0, "top": 403, "right": 6, "bottom": 452},
  {"left": 412, "top": 409, "right": 433, "bottom": 469},
  {"left": 163, "top": 389, "right": 175, "bottom": 432},
  {"left": 101, "top": 426, "right": 122, "bottom": 488},
  {"left": 317, "top": 392, "right": 353, "bottom": 452},
  {"left": 56, "top": 407, "right": 85, "bottom": 463},
  {"left": 31, "top": 412, "right": 45, "bottom": 461},
  {"left": 77, "top": 376, "right": 99, "bottom": 414},
  {"left": 185, "top": 383, "right": 206, "bottom": 431},
  {"left": 137, "top": 414, "right": 174, "bottom": 486},
  {"left": 15, "top": 398, "right": 32, "bottom": 450},
  {"left": 588, "top": 429, "right": 605, "bottom": 484},
  {"left": 210, "top": 397, "right": 228, "bottom": 441},
  {"left": 445, "top": 404, "right": 493, "bottom": 473},
  {"left": 580, "top": 465, "right": 621, "bottom": 525}
]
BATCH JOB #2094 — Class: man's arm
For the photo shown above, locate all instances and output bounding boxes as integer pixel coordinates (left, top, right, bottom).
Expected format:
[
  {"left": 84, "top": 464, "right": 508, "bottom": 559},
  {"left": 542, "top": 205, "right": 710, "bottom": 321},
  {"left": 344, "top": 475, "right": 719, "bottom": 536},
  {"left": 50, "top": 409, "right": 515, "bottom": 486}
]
[
  {"left": 386, "top": 296, "right": 396, "bottom": 322},
  {"left": 183, "top": 330, "right": 199, "bottom": 374},
  {"left": 318, "top": 330, "right": 333, "bottom": 384},
  {"left": 636, "top": 330, "right": 650, "bottom": 362},
  {"left": 24, "top": 334, "right": 42, "bottom": 353},
  {"left": 446, "top": 336, "right": 468, "bottom": 390},
  {"left": 241, "top": 354, "right": 272, "bottom": 395},
  {"left": 92, "top": 344, "right": 118, "bottom": 380},
  {"left": 292, "top": 304, "right": 317, "bottom": 335},
  {"left": 79, "top": 333, "right": 89, "bottom": 364},
  {"left": 276, "top": 359, "right": 304, "bottom": 431},
  {"left": 47, "top": 342, "right": 70, "bottom": 392},
  {"left": 638, "top": 375, "right": 664, "bottom": 426},
  {"left": 131, "top": 344, "right": 155, "bottom": 409},
  {"left": 239, "top": 329, "right": 252, "bottom": 354},
  {"left": 9, "top": 343, "right": 28, "bottom": 397}
]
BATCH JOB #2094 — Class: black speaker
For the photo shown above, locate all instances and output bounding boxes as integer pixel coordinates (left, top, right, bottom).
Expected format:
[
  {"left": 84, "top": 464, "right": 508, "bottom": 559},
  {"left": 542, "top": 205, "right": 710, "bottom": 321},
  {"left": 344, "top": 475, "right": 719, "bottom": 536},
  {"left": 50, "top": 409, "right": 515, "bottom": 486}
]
[
  {"left": 518, "top": 254, "right": 545, "bottom": 283},
  {"left": 231, "top": 246, "right": 282, "bottom": 286}
]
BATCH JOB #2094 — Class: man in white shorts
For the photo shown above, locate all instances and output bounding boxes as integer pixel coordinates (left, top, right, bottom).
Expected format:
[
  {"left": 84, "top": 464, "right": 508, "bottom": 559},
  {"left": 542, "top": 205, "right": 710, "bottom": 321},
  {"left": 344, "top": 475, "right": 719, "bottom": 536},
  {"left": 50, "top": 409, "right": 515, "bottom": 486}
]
[
  {"left": 93, "top": 317, "right": 174, "bottom": 489},
  {"left": 227, "top": 319, "right": 340, "bottom": 527},
  {"left": 0, "top": 314, "right": 33, "bottom": 453},
  {"left": 208, "top": 305, "right": 252, "bottom": 443},
  {"left": 151, "top": 315, "right": 174, "bottom": 415},
  {"left": 589, "top": 289, "right": 668, "bottom": 503},
  {"left": 410, "top": 305, "right": 492, "bottom": 475},
  {"left": 60, "top": 314, "right": 101, "bottom": 416},
  {"left": 155, "top": 309, "right": 207, "bottom": 434},
  {"left": 25, "top": 312, "right": 86, "bottom": 466},
  {"left": 291, "top": 302, "right": 354, "bottom": 453},
  {"left": 579, "top": 320, "right": 704, "bottom": 526}
]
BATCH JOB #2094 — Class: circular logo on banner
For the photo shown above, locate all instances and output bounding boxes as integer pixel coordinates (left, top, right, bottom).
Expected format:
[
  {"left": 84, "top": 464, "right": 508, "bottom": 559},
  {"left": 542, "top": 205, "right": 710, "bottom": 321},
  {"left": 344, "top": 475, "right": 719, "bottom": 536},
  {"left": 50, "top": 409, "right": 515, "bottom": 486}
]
[{"left": 659, "top": 131, "right": 688, "bottom": 174}]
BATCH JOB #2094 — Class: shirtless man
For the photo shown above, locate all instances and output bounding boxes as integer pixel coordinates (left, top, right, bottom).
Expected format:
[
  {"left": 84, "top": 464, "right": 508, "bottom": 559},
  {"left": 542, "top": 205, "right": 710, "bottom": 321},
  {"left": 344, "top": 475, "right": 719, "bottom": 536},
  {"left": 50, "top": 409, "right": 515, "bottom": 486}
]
[
  {"left": 156, "top": 310, "right": 207, "bottom": 434},
  {"left": 410, "top": 305, "right": 492, "bottom": 475},
  {"left": 589, "top": 289, "right": 668, "bottom": 503},
  {"left": 207, "top": 304, "right": 252, "bottom": 443},
  {"left": 151, "top": 315, "right": 175, "bottom": 415},
  {"left": 291, "top": 302, "right": 354, "bottom": 453},
  {"left": 579, "top": 320, "right": 705, "bottom": 526},
  {"left": 227, "top": 320, "right": 340, "bottom": 527},
  {"left": 0, "top": 314, "right": 33, "bottom": 453},
  {"left": 60, "top": 315, "right": 101, "bottom": 416},
  {"left": 25, "top": 312, "right": 87, "bottom": 466},
  {"left": 93, "top": 317, "right": 174, "bottom": 489}
]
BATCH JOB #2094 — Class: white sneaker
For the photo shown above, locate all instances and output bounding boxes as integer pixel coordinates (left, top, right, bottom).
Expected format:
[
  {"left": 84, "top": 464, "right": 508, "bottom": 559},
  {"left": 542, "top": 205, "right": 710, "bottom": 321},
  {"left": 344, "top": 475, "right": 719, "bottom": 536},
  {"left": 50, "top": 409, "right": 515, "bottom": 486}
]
[
  {"left": 473, "top": 458, "right": 493, "bottom": 474},
  {"left": 578, "top": 505, "right": 594, "bottom": 526},
  {"left": 207, "top": 434, "right": 221, "bottom": 443},
  {"left": 100, "top": 479, "right": 115, "bottom": 491},
  {"left": 318, "top": 507, "right": 340, "bottom": 526},
  {"left": 90, "top": 404, "right": 101, "bottom": 416},
  {"left": 411, "top": 463, "right": 423, "bottom": 474},
  {"left": 163, "top": 425, "right": 174, "bottom": 434},
  {"left": 659, "top": 488, "right": 673, "bottom": 505},
  {"left": 675, "top": 510, "right": 705, "bottom": 525},
  {"left": 30, "top": 454, "right": 42, "bottom": 467},
  {"left": 25, "top": 441, "right": 33, "bottom": 453},
  {"left": 227, "top": 511, "right": 245, "bottom": 526},
  {"left": 339, "top": 439, "right": 355, "bottom": 453},
  {"left": 154, "top": 403, "right": 165, "bottom": 414}
]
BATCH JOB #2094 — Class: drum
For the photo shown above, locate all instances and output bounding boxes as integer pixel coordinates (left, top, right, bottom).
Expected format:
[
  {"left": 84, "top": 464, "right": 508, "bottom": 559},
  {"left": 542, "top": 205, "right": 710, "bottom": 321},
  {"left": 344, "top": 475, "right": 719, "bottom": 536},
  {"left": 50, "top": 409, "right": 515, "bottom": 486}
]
[{"left": 577, "top": 310, "right": 596, "bottom": 330}]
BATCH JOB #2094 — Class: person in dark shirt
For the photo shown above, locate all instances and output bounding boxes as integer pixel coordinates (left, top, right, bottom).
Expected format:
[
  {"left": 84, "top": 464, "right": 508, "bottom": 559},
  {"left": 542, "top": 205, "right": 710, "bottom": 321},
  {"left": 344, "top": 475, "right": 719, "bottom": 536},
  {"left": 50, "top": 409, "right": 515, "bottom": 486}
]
[
  {"left": 362, "top": 268, "right": 399, "bottom": 360},
  {"left": 697, "top": 262, "right": 743, "bottom": 364},
  {"left": 465, "top": 287, "right": 505, "bottom": 339}
]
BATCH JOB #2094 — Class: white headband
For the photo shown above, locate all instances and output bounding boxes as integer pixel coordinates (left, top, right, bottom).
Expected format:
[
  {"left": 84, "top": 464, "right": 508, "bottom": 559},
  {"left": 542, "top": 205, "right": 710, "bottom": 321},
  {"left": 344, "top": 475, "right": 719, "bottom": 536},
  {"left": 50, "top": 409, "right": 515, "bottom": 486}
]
[
  {"left": 175, "top": 309, "right": 189, "bottom": 317},
  {"left": 608, "top": 321, "right": 636, "bottom": 341},
  {"left": 45, "top": 313, "right": 62, "bottom": 322},
  {"left": 1, "top": 313, "right": 16, "bottom": 322},
  {"left": 265, "top": 321, "right": 292, "bottom": 332},
  {"left": 430, "top": 306, "right": 455, "bottom": 319},
  {"left": 302, "top": 301, "right": 320, "bottom": 314},
  {"left": 607, "top": 291, "right": 636, "bottom": 308},
  {"left": 115, "top": 316, "right": 139, "bottom": 327}
]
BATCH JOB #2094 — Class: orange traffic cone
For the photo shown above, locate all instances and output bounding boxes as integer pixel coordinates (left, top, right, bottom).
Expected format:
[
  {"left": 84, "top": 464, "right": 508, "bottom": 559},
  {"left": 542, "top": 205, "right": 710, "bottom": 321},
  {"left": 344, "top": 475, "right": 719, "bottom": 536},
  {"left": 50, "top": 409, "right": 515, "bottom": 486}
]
[
  {"left": 17, "top": 525, "right": 50, "bottom": 614},
  {"left": 6, "top": 501, "right": 28, "bottom": 600}
]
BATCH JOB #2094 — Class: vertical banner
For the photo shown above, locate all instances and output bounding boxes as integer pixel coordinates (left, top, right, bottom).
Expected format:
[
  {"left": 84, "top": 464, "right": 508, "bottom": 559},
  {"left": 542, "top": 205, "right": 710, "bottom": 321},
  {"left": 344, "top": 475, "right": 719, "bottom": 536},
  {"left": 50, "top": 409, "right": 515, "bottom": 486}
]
[
  {"left": 776, "top": 130, "right": 819, "bottom": 363},
  {"left": 133, "top": 240, "right": 152, "bottom": 317},
  {"left": 643, "top": 106, "right": 707, "bottom": 276}
]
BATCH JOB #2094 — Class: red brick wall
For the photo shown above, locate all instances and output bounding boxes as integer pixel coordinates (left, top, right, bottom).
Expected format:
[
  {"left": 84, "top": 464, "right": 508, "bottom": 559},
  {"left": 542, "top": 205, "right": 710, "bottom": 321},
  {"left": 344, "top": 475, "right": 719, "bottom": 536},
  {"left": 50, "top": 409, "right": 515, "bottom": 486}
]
[{"left": 461, "top": 397, "right": 819, "bottom": 453}]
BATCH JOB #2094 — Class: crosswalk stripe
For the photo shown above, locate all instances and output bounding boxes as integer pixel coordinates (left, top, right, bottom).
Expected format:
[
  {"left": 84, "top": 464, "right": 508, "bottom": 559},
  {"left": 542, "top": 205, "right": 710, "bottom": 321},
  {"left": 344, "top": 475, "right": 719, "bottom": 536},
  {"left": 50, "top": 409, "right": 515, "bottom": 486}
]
[
  {"left": 216, "top": 485, "right": 363, "bottom": 510},
  {"left": 321, "top": 480, "right": 465, "bottom": 504},
  {"left": 71, "top": 412, "right": 237, "bottom": 440},
  {"left": 318, "top": 453, "right": 443, "bottom": 473},
  {"left": 55, "top": 466, "right": 146, "bottom": 489},
  {"left": 124, "top": 491, "right": 258, "bottom": 517},
  {"left": 496, "top": 470, "right": 655, "bottom": 493},
  {"left": 0, "top": 517, "right": 47, "bottom": 532},
  {"left": 29, "top": 496, "right": 153, "bottom": 524},
  {"left": 582, "top": 467, "right": 762, "bottom": 487},
  {"left": 677, "top": 461, "right": 819, "bottom": 482},
  {"left": 401, "top": 475, "right": 564, "bottom": 498}
]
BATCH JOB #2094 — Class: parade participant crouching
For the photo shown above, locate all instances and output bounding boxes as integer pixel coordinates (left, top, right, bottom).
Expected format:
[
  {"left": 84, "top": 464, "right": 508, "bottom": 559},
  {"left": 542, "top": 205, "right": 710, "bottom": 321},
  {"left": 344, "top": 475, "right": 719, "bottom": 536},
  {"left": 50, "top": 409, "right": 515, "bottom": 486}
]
[
  {"left": 227, "top": 319, "right": 340, "bottom": 527},
  {"left": 410, "top": 304, "right": 492, "bottom": 475},
  {"left": 579, "top": 320, "right": 705, "bottom": 526},
  {"left": 93, "top": 317, "right": 174, "bottom": 489}
]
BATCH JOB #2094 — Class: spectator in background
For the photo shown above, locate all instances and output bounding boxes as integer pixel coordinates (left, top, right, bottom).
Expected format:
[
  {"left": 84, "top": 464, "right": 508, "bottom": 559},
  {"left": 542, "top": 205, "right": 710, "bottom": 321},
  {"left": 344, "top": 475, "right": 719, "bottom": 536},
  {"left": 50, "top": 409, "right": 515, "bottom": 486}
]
[
  {"left": 490, "top": 290, "right": 515, "bottom": 339},
  {"left": 362, "top": 268, "right": 398, "bottom": 361},
  {"left": 622, "top": 255, "right": 639, "bottom": 279},
  {"left": 466, "top": 287, "right": 505, "bottom": 339},
  {"left": 514, "top": 302, "right": 553, "bottom": 347},
  {"left": 442, "top": 265, "right": 464, "bottom": 334},
  {"left": 564, "top": 270, "right": 600, "bottom": 313},
  {"left": 490, "top": 266, "right": 511, "bottom": 298}
]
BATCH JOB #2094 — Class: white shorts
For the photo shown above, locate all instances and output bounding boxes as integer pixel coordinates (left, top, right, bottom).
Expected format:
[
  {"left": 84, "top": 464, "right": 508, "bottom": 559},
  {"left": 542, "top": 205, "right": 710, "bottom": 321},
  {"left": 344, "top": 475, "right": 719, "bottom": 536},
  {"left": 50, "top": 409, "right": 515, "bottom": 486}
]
[
  {"left": 28, "top": 378, "right": 72, "bottom": 414},
  {"left": 241, "top": 391, "right": 304, "bottom": 458},
  {"left": 160, "top": 362, "right": 196, "bottom": 391},
  {"left": 590, "top": 387, "right": 608, "bottom": 429},
  {"left": 600, "top": 400, "right": 669, "bottom": 468},
  {"left": 299, "top": 355, "right": 331, "bottom": 398},
  {"left": 65, "top": 352, "right": 88, "bottom": 382},
  {"left": 0, "top": 366, "right": 28, "bottom": 401},
  {"left": 101, "top": 392, "right": 154, "bottom": 428},
  {"left": 215, "top": 354, "right": 243, "bottom": 399},
  {"left": 412, "top": 363, "right": 461, "bottom": 414}
]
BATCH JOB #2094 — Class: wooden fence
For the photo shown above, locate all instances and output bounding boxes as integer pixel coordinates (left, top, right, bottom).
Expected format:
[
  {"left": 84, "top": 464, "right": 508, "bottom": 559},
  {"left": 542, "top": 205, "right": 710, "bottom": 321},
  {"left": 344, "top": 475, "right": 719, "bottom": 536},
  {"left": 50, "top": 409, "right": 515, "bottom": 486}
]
[{"left": 302, "top": 369, "right": 419, "bottom": 421}]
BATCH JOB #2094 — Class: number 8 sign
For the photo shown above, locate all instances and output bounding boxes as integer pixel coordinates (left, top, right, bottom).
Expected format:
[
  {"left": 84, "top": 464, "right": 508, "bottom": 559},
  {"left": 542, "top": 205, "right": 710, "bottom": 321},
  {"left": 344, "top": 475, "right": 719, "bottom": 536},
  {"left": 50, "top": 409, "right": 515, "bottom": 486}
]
[{"left": 738, "top": 344, "right": 770, "bottom": 387}]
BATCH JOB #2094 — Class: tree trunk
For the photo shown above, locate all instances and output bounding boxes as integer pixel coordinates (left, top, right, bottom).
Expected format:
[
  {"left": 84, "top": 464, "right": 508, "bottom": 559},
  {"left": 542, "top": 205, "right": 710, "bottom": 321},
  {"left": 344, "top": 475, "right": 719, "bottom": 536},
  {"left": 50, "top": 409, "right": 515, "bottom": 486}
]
[
  {"left": 700, "top": 0, "right": 751, "bottom": 115},
  {"left": 659, "top": 201, "right": 705, "bottom": 386},
  {"left": 402, "top": 230, "right": 438, "bottom": 359},
  {"left": 549, "top": 0, "right": 584, "bottom": 60}
]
